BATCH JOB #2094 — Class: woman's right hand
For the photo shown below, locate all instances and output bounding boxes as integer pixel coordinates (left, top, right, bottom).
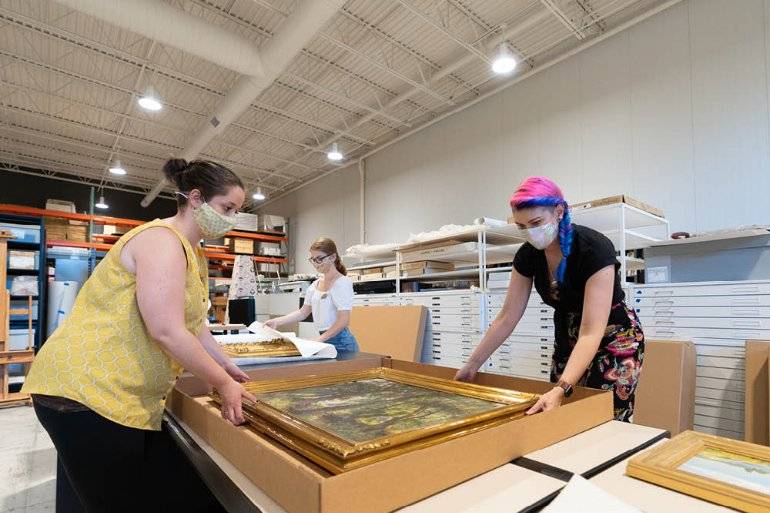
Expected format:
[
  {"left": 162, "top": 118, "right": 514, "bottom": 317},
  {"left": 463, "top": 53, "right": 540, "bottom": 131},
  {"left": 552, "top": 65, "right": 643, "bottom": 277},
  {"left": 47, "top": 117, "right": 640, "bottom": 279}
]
[
  {"left": 454, "top": 362, "right": 479, "bottom": 383},
  {"left": 264, "top": 318, "right": 280, "bottom": 330},
  {"left": 216, "top": 379, "right": 257, "bottom": 425}
]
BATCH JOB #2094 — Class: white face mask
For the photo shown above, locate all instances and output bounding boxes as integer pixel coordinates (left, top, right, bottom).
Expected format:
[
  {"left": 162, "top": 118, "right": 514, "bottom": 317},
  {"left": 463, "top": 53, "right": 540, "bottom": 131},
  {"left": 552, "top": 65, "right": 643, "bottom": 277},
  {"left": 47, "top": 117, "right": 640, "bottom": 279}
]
[{"left": 525, "top": 221, "right": 558, "bottom": 250}]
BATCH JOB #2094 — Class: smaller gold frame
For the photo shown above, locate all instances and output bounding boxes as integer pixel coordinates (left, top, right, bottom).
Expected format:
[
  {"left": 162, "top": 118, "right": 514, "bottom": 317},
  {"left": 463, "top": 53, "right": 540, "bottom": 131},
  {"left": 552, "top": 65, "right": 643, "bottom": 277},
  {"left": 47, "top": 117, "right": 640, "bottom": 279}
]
[
  {"left": 626, "top": 430, "right": 770, "bottom": 512},
  {"left": 221, "top": 339, "right": 301, "bottom": 358}
]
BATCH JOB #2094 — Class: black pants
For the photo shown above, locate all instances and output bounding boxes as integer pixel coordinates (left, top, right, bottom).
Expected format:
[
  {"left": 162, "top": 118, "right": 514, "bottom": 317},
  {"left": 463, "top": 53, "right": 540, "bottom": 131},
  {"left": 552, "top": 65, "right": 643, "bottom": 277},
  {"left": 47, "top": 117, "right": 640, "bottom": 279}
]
[{"left": 33, "top": 400, "right": 226, "bottom": 513}]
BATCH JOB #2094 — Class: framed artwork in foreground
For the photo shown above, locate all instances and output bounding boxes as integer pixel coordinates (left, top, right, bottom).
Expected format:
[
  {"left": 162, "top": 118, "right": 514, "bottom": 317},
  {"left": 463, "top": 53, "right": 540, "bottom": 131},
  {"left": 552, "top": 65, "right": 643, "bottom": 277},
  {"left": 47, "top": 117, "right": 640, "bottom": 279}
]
[
  {"left": 213, "top": 367, "right": 538, "bottom": 473},
  {"left": 626, "top": 430, "right": 770, "bottom": 512}
]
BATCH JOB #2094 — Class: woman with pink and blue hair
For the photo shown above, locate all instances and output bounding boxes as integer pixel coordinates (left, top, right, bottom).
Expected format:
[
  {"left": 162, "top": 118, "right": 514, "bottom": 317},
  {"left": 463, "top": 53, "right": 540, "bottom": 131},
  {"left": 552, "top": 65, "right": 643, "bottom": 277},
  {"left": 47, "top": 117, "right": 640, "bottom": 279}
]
[{"left": 456, "top": 177, "right": 644, "bottom": 421}]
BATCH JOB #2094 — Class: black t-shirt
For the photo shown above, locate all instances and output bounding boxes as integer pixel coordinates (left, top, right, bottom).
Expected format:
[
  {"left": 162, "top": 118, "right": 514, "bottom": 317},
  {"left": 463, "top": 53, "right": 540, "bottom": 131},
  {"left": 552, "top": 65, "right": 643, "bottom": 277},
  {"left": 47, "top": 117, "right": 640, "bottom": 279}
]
[{"left": 513, "top": 224, "right": 624, "bottom": 313}]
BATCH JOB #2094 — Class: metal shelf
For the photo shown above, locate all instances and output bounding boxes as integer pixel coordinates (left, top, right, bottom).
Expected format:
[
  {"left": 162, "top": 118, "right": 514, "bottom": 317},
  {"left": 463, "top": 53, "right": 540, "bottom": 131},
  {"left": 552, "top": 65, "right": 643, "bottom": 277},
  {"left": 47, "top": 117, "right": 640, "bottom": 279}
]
[
  {"left": 571, "top": 203, "right": 667, "bottom": 231},
  {"left": 604, "top": 229, "right": 660, "bottom": 251}
]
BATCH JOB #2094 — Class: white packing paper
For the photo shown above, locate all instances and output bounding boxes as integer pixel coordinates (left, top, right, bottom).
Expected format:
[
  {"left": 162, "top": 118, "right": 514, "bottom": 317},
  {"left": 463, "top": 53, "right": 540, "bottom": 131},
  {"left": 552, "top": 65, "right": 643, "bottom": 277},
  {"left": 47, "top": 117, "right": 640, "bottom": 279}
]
[
  {"left": 214, "top": 321, "right": 337, "bottom": 365},
  {"left": 542, "top": 475, "right": 642, "bottom": 513}
]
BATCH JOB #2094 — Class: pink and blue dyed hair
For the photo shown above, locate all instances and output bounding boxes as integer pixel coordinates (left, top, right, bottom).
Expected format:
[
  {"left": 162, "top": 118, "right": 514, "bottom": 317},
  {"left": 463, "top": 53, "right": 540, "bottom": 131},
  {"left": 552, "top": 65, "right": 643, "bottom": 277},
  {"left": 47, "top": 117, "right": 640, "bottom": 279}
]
[{"left": 510, "top": 176, "right": 574, "bottom": 283}]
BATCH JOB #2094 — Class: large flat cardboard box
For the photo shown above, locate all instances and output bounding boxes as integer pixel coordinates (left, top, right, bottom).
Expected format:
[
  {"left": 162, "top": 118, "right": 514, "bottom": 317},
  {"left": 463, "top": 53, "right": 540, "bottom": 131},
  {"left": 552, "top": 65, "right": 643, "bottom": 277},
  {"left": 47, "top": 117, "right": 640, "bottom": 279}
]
[
  {"left": 169, "top": 357, "right": 613, "bottom": 513},
  {"left": 634, "top": 339, "right": 696, "bottom": 435},
  {"left": 745, "top": 340, "right": 770, "bottom": 445},
  {"left": 571, "top": 194, "right": 664, "bottom": 218},
  {"left": 349, "top": 306, "right": 426, "bottom": 362}
]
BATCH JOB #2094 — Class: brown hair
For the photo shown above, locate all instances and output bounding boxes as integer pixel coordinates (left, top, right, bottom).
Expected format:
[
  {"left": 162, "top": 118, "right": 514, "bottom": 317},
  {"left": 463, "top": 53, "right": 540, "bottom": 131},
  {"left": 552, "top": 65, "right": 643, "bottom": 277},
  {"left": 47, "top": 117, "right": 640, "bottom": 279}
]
[
  {"left": 310, "top": 237, "right": 346, "bottom": 275},
  {"left": 163, "top": 158, "right": 243, "bottom": 209}
]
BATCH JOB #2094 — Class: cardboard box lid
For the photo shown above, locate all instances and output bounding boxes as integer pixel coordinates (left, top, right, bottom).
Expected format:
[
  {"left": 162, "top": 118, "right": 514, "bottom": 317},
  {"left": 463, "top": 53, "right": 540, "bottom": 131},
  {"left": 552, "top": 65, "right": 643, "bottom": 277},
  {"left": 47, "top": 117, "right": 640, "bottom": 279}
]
[
  {"left": 349, "top": 306, "right": 426, "bottom": 362},
  {"left": 745, "top": 340, "right": 770, "bottom": 445},
  {"left": 634, "top": 339, "right": 696, "bottom": 436}
]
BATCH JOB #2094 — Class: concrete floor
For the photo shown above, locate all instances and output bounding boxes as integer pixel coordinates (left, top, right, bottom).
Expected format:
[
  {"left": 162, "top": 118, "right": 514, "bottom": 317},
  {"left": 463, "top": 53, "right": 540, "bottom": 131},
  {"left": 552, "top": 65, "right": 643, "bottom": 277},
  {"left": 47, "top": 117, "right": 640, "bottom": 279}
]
[{"left": 0, "top": 406, "right": 55, "bottom": 513}]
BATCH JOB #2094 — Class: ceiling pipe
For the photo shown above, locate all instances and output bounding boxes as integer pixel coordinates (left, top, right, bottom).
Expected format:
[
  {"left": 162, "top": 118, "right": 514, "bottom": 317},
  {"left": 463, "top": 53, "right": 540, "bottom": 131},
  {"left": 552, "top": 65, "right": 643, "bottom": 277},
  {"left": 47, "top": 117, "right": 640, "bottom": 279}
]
[
  {"left": 54, "top": 0, "right": 264, "bottom": 76},
  {"left": 140, "top": 0, "right": 346, "bottom": 206}
]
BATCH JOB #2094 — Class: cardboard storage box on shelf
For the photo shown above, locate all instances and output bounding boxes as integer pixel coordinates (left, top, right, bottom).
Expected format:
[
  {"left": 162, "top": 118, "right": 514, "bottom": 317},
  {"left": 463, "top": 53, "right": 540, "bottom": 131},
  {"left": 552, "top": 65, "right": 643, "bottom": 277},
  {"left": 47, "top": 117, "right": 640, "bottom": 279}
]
[
  {"left": 506, "top": 195, "right": 665, "bottom": 223},
  {"left": 66, "top": 221, "right": 88, "bottom": 242},
  {"left": 169, "top": 357, "right": 613, "bottom": 513},
  {"left": 257, "top": 242, "right": 282, "bottom": 256},
  {"left": 634, "top": 339, "right": 696, "bottom": 436},
  {"left": 383, "top": 261, "right": 455, "bottom": 275},
  {"left": 228, "top": 238, "right": 255, "bottom": 255},
  {"left": 44, "top": 218, "right": 88, "bottom": 242},
  {"left": 361, "top": 267, "right": 383, "bottom": 275},
  {"left": 358, "top": 272, "right": 383, "bottom": 281},
  {"left": 260, "top": 214, "right": 285, "bottom": 233},
  {"left": 745, "top": 340, "right": 770, "bottom": 445},
  {"left": 8, "top": 250, "right": 38, "bottom": 270},
  {"left": 234, "top": 212, "right": 259, "bottom": 232},
  {"left": 571, "top": 195, "right": 664, "bottom": 218},
  {"left": 45, "top": 199, "right": 76, "bottom": 213}
]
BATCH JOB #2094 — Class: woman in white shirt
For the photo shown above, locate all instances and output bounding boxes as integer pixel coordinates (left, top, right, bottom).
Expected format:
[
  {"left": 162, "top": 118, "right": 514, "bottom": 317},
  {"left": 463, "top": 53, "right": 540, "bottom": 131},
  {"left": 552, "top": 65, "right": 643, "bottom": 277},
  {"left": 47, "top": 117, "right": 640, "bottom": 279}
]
[{"left": 265, "top": 237, "right": 359, "bottom": 352}]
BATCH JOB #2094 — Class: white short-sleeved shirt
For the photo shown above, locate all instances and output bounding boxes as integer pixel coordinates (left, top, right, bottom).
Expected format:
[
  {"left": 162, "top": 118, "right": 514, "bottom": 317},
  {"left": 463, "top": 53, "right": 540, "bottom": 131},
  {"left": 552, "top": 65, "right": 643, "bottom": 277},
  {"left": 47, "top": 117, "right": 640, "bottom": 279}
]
[{"left": 305, "top": 276, "right": 354, "bottom": 331}]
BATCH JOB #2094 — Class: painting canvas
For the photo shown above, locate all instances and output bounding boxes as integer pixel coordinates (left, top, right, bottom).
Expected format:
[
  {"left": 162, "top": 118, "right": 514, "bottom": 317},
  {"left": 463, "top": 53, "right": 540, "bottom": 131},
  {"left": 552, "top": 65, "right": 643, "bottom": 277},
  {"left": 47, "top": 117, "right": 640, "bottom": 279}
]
[
  {"left": 213, "top": 367, "right": 538, "bottom": 473},
  {"left": 257, "top": 377, "right": 507, "bottom": 443},
  {"left": 678, "top": 447, "right": 770, "bottom": 495},
  {"left": 627, "top": 430, "right": 770, "bottom": 512}
]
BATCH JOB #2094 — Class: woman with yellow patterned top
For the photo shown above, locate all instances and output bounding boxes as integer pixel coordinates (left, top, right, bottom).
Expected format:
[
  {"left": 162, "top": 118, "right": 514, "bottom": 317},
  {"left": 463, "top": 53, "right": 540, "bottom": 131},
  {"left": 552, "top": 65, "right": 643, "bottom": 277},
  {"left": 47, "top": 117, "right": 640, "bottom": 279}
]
[{"left": 23, "top": 159, "right": 256, "bottom": 513}]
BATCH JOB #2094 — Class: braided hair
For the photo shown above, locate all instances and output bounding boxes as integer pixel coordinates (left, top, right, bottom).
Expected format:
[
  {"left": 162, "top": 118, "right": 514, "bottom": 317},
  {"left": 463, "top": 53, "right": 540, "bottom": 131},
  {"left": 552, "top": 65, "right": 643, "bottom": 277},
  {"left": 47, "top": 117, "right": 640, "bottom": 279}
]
[{"left": 509, "top": 176, "right": 574, "bottom": 283}]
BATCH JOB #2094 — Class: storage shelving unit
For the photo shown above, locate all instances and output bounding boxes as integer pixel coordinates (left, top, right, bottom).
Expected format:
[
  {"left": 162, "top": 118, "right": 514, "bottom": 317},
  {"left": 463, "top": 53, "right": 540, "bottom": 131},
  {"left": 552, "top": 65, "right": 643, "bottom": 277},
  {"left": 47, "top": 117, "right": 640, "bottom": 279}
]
[{"left": 1, "top": 213, "right": 46, "bottom": 350}]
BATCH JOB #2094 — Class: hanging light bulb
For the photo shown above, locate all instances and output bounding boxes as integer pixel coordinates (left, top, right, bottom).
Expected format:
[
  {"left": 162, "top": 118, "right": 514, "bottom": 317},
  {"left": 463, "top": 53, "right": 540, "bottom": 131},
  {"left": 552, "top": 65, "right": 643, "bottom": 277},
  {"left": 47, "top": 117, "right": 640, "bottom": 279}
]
[
  {"left": 491, "top": 43, "right": 517, "bottom": 75},
  {"left": 108, "top": 160, "right": 126, "bottom": 175},
  {"left": 137, "top": 86, "right": 163, "bottom": 111},
  {"left": 95, "top": 195, "right": 109, "bottom": 210},
  {"left": 252, "top": 187, "right": 266, "bottom": 201},
  {"left": 327, "top": 142, "right": 343, "bottom": 162}
]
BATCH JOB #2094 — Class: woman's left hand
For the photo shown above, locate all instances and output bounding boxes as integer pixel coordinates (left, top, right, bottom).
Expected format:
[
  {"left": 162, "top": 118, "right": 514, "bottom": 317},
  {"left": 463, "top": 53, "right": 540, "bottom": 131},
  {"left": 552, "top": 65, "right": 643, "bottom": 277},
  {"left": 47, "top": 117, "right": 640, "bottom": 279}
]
[
  {"left": 526, "top": 386, "right": 565, "bottom": 415},
  {"left": 223, "top": 361, "right": 249, "bottom": 383}
]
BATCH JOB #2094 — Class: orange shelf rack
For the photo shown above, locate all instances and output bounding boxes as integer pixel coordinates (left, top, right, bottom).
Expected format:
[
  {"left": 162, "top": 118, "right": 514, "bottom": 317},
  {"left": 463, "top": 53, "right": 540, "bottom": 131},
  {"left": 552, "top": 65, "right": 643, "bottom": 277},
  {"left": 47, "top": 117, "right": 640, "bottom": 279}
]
[{"left": 0, "top": 204, "right": 287, "bottom": 242}]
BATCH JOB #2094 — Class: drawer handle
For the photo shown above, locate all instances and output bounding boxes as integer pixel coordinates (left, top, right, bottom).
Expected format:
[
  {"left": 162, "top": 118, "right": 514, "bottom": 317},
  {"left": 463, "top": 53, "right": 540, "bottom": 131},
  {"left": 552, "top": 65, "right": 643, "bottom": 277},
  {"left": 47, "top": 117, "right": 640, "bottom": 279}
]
[
  {"left": 732, "top": 308, "right": 760, "bottom": 316},
  {"left": 734, "top": 320, "right": 761, "bottom": 328},
  {"left": 731, "top": 287, "right": 760, "bottom": 294},
  {"left": 655, "top": 320, "right": 675, "bottom": 325},
  {"left": 653, "top": 310, "right": 674, "bottom": 315},
  {"left": 653, "top": 291, "right": 674, "bottom": 296}
]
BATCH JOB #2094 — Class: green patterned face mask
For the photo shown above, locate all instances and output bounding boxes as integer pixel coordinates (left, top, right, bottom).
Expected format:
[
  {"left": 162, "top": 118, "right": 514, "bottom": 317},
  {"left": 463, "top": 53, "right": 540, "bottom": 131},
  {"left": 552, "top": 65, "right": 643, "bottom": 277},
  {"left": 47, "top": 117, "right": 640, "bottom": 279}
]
[{"left": 178, "top": 192, "right": 236, "bottom": 238}]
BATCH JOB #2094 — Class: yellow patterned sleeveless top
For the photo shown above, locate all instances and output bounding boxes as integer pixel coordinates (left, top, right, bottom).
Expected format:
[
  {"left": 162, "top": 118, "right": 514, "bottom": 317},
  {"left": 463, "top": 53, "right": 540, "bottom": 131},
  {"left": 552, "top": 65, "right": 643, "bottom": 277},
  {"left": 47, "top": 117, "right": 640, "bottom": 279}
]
[{"left": 23, "top": 219, "right": 208, "bottom": 430}]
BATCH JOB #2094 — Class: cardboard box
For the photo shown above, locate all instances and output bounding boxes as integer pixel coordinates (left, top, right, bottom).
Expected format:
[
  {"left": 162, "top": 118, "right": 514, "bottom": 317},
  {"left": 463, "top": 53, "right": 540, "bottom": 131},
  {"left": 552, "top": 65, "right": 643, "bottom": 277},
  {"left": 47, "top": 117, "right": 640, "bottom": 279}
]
[
  {"left": 745, "top": 340, "right": 770, "bottom": 445},
  {"left": 169, "top": 358, "right": 613, "bottom": 513},
  {"left": 358, "top": 273, "right": 383, "bottom": 281},
  {"left": 234, "top": 212, "right": 259, "bottom": 232},
  {"left": 571, "top": 194, "right": 664, "bottom": 218},
  {"left": 383, "top": 261, "right": 455, "bottom": 274},
  {"left": 361, "top": 267, "right": 383, "bottom": 275},
  {"left": 8, "top": 250, "right": 38, "bottom": 270},
  {"left": 228, "top": 238, "right": 255, "bottom": 255},
  {"left": 44, "top": 218, "right": 68, "bottom": 240},
  {"left": 66, "top": 222, "right": 88, "bottom": 242},
  {"left": 634, "top": 339, "right": 696, "bottom": 435},
  {"left": 349, "top": 306, "right": 426, "bottom": 361}
]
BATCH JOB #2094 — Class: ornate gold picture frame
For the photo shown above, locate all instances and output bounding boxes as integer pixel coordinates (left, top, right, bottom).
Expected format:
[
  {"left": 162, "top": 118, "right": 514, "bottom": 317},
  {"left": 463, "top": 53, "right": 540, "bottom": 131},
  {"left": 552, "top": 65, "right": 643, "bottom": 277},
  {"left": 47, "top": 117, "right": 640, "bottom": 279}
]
[
  {"left": 213, "top": 367, "right": 538, "bottom": 474},
  {"left": 220, "top": 339, "right": 301, "bottom": 358},
  {"left": 626, "top": 430, "right": 770, "bottom": 512}
]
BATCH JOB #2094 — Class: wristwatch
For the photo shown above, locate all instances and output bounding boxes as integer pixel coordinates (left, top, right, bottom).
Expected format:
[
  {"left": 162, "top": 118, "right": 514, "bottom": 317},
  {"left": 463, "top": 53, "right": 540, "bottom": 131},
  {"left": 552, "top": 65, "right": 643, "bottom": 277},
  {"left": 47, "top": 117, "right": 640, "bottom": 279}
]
[{"left": 555, "top": 379, "right": 574, "bottom": 398}]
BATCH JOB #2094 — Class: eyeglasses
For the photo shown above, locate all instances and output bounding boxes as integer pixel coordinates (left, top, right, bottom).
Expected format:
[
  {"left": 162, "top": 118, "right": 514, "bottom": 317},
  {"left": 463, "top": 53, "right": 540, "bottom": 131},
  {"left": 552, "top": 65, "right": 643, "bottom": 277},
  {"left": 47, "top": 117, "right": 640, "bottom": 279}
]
[{"left": 308, "top": 254, "right": 330, "bottom": 265}]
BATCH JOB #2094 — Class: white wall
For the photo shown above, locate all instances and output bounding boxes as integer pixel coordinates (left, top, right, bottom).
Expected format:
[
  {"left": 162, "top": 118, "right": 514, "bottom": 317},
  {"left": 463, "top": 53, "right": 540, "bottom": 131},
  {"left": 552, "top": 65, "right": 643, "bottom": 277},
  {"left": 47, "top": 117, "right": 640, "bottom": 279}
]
[
  {"left": 265, "top": 165, "right": 359, "bottom": 273},
  {"left": 264, "top": 0, "right": 770, "bottom": 268}
]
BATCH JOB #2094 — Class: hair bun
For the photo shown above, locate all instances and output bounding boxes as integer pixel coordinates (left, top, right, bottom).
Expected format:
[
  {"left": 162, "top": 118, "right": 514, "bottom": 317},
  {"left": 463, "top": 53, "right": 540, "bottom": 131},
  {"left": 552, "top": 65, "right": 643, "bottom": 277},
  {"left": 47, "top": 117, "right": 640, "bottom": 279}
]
[{"left": 162, "top": 158, "right": 188, "bottom": 187}]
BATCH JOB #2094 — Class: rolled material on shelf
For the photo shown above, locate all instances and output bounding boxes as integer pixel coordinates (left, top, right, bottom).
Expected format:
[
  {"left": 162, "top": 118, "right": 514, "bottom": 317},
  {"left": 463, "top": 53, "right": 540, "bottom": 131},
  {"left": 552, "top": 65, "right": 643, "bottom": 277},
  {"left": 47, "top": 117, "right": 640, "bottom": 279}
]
[{"left": 47, "top": 281, "right": 81, "bottom": 337}]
